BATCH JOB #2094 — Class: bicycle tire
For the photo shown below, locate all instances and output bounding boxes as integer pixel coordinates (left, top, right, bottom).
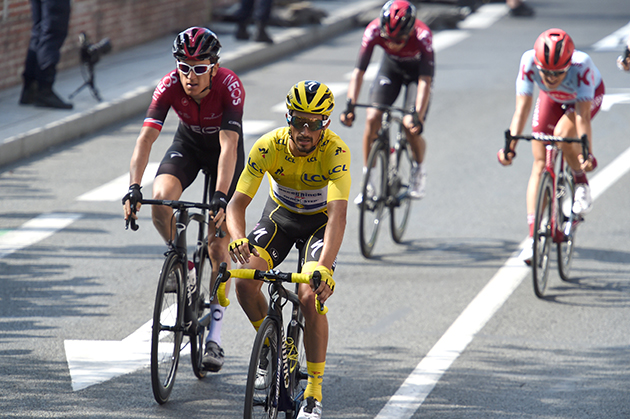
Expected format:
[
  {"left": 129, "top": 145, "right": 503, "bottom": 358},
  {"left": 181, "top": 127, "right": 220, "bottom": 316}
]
[
  {"left": 151, "top": 252, "right": 185, "bottom": 404},
  {"left": 285, "top": 302, "right": 306, "bottom": 418},
  {"left": 191, "top": 244, "right": 211, "bottom": 379},
  {"left": 244, "top": 317, "right": 280, "bottom": 419},
  {"left": 532, "top": 172, "right": 553, "bottom": 298},
  {"left": 557, "top": 169, "right": 577, "bottom": 281},
  {"left": 390, "top": 127, "right": 413, "bottom": 243},
  {"left": 359, "top": 143, "right": 388, "bottom": 258}
]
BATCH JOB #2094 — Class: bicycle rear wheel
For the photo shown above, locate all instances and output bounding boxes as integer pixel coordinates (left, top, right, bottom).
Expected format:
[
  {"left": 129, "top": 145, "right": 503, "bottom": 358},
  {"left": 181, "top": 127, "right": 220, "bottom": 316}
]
[
  {"left": 151, "top": 252, "right": 185, "bottom": 404},
  {"left": 532, "top": 172, "right": 553, "bottom": 298},
  {"left": 390, "top": 128, "right": 413, "bottom": 243},
  {"left": 191, "top": 242, "right": 211, "bottom": 379},
  {"left": 244, "top": 317, "right": 280, "bottom": 419},
  {"left": 359, "top": 143, "right": 387, "bottom": 258},
  {"left": 556, "top": 170, "right": 577, "bottom": 281}
]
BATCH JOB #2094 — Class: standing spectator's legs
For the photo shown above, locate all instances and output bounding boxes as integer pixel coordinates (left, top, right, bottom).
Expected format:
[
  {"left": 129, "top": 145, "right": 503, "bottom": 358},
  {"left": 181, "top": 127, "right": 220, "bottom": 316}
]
[
  {"left": 253, "top": 0, "right": 273, "bottom": 43},
  {"left": 234, "top": 0, "right": 255, "bottom": 40}
]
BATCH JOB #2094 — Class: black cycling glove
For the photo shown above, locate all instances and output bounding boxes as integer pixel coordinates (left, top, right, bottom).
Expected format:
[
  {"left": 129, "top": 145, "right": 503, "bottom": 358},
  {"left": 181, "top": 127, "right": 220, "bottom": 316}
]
[
  {"left": 122, "top": 184, "right": 142, "bottom": 209},
  {"left": 341, "top": 98, "right": 355, "bottom": 121},
  {"left": 209, "top": 191, "right": 228, "bottom": 215},
  {"left": 411, "top": 110, "right": 423, "bottom": 135}
]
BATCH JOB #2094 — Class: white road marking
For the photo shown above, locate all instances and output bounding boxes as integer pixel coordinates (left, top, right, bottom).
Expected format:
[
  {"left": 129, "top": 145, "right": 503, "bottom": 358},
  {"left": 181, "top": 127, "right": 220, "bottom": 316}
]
[
  {"left": 0, "top": 213, "right": 82, "bottom": 259},
  {"left": 601, "top": 91, "right": 630, "bottom": 111},
  {"left": 376, "top": 147, "right": 630, "bottom": 418},
  {"left": 457, "top": 4, "right": 509, "bottom": 29},
  {"left": 592, "top": 21, "right": 630, "bottom": 51},
  {"left": 243, "top": 119, "right": 276, "bottom": 137},
  {"left": 64, "top": 306, "right": 189, "bottom": 391},
  {"left": 76, "top": 162, "right": 160, "bottom": 202}
]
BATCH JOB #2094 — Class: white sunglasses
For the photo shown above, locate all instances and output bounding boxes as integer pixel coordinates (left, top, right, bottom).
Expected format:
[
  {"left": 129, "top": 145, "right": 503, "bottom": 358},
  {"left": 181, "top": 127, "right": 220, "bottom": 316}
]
[{"left": 176, "top": 61, "right": 214, "bottom": 76}]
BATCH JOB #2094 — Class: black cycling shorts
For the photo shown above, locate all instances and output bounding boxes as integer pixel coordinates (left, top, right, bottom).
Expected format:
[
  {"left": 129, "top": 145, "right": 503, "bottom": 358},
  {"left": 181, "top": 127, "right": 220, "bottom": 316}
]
[
  {"left": 369, "top": 54, "right": 430, "bottom": 117},
  {"left": 156, "top": 125, "right": 245, "bottom": 199},
  {"left": 247, "top": 197, "right": 337, "bottom": 271}
]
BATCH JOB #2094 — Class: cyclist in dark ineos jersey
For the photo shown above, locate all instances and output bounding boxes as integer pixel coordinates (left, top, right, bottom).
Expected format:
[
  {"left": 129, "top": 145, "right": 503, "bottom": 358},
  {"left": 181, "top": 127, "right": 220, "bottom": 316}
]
[
  {"left": 340, "top": 0, "right": 434, "bottom": 203},
  {"left": 123, "top": 27, "right": 245, "bottom": 372}
]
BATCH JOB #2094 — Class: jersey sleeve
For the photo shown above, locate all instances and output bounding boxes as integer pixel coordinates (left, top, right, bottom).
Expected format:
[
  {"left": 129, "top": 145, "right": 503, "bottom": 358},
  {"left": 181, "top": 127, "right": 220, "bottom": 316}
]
[
  {"left": 356, "top": 20, "right": 380, "bottom": 71},
  {"left": 515, "top": 50, "right": 536, "bottom": 97},
  {"left": 575, "top": 53, "right": 598, "bottom": 102},
  {"left": 219, "top": 70, "right": 245, "bottom": 133},
  {"left": 143, "top": 72, "right": 177, "bottom": 131},
  {"left": 324, "top": 135, "right": 352, "bottom": 202},
  {"left": 417, "top": 25, "right": 435, "bottom": 78},
  {"left": 235, "top": 131, "right": 277, "bottom": 198}
]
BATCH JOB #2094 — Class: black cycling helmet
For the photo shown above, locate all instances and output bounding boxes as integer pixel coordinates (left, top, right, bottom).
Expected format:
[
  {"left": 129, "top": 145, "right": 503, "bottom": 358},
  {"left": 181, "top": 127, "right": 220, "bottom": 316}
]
[
  {"left": 172, "top": 27, "right": 221, "bottom": 62},
  {"left": 380, "top": 0, "right": 417, "bottom": 40}
]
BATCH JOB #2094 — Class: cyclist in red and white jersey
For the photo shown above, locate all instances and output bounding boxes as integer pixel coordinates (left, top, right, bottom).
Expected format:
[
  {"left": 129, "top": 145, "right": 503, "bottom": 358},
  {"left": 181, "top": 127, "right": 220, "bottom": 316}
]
[
  {"left": 340, "top": 0, "right": 434, "bottom": 203},
  {"left": 617, "top": 35, "right": 630, "bottom": 71},
  {"left": 123, "top": 27, "right": 245, "bottom": 371},
  {"left": 498, "top": 28, "right": 604, "bottom": 263}
]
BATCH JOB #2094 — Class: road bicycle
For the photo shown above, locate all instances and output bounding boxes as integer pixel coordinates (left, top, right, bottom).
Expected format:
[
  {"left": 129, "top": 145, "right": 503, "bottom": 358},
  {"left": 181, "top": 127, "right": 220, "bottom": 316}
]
[
  {"left": 211, "top": 242, "right": 326, "bottom": 419},
  {"left": 126, "top": 171, "right": 223, "bottom": 404},
  {"left": 503, "top": 131, "right": 589, "bottom": 298},
  {"left": 353, "top": 101, "right": 416, "bottom": 258}
]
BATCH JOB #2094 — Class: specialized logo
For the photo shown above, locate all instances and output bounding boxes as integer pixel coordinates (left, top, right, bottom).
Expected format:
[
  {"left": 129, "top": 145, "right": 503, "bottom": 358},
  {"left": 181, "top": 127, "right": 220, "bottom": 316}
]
[
  {"left": 176, "top": 222, "right": 187, "bottom": 235},
  {"left": 253, "top": 227, "right": 268, "bottom": 242},
  {"left": 310, "top": 239, "right": 324, "bottom": 258},
  {"left": 379, "top": 76, "right": 392, "bottom": 86},
  {"left": 170, "top": 151, "right": 184, "bottom": 159}
]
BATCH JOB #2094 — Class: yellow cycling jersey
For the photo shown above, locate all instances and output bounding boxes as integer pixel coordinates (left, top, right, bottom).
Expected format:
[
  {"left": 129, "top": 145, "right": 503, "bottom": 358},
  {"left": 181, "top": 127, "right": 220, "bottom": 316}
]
[{"left": 236, "top": 127, "right": 351, "bottom": 214}]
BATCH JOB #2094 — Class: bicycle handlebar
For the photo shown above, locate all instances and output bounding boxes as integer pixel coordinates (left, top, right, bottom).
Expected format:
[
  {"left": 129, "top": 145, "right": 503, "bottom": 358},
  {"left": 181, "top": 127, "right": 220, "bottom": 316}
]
[
  {"left": 503, "top": 130, "right": 590, "bottom": 162},
  {"left": 352, "top": 102, "right": 410, "bottom": 115},
  {"left": 211, "top": 262, "right": 328, "bottom": 315},
  {"left": 125, "top": 198, "right": 226, "bottom": 238}
]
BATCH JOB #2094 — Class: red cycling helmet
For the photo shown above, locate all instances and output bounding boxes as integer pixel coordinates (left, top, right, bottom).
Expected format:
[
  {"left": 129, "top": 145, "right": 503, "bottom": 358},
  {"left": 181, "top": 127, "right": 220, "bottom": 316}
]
[
  {"left": 533, "top": 28, "right": 575, "bottom": 71},
  {"left": 380, "top": 0, "right": 417, "bottom": 40},
  {"left": 172, "top": 27, "right": 221, "bottom": 62}
]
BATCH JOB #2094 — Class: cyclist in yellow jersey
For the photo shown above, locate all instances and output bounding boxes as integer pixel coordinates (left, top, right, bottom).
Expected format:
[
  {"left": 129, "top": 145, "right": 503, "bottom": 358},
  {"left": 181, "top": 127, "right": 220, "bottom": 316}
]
[{"left": 226, "top": 81, "right": 350, "bottom": 419}]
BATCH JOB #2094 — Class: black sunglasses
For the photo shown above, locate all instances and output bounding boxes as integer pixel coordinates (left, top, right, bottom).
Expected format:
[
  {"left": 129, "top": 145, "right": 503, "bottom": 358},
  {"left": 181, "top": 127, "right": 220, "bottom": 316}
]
[{"left": 287, "top": 115, "right": 326, "bottom": 131}]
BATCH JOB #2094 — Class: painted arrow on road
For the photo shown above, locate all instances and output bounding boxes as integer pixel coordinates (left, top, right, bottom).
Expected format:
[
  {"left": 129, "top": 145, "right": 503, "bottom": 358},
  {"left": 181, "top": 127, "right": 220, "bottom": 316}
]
[{"left": 64, "top": 306, "right": 188, "bottom": 391}]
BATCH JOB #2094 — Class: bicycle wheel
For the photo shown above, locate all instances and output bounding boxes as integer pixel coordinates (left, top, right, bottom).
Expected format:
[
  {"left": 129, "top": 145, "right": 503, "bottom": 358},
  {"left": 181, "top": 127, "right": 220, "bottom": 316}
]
[
  {"left": 285, "top": 303, "right": 306, "bottom": 417},
  {"left": 191, "top": 243, "right": 211, "bottom": 379},
  {"left": 532, "top": 172, "right": 553, "bottom": 298},
  {"left": 556, "top": 170, "right": 577, "bottom": 281},
  {"left": 390, "top": 127, "right": 413, "bottom": 243},
  {"left": 151, "top": 252, "right": 185, "bottom": 404},
  {"left": 359, "top": 143, "right": 388, "bottom": 258},
  {"left": 244, "top": 317, "right": 280, "bottom": 419}
]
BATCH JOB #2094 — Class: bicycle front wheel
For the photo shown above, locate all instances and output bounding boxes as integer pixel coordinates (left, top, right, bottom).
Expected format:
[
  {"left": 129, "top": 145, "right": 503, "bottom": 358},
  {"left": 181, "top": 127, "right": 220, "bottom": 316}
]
[
  {"left": 359, "top": 143, "right": 388, "bottom": 258},
  {"left": 556, "top": 170, "right": 577, "bottom": 281},
  {"left": 191, "top": 243, "right": 211, "bottom": 379},
  {"left": 244, "top": 317, "right": 280, "bottom": 419},
  {"left": 285, "top": 302, "right": 306, "bottom": 417},
  {"left": 151, "top": 252, "right": 185, "bottom": 404},
  {"left": 532, "top": 172, "right": 553, "bottom": 298},
  {"left": 390, "top": 129, "right": 413, "bottom": 243}
]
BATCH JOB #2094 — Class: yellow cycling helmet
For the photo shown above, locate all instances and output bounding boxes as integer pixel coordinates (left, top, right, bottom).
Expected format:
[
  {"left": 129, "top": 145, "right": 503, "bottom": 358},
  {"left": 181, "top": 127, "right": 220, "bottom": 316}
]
[{"left": 286, "top": 80, "right": 335, "bottom": 117}]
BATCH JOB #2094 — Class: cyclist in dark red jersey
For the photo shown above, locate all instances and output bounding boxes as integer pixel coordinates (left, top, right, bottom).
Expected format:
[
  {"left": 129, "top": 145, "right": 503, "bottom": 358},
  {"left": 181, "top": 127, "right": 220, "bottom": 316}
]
[
  {"left": 340, "top": 0, "right": 434, "bottom": 203},
  {"left": 123, "top": 27, "right": 245, "bottom": 372}
]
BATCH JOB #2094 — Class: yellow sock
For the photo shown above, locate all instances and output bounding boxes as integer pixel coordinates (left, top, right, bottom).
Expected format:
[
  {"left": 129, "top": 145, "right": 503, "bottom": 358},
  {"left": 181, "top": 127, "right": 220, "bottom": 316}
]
[
  {"left": 251, "top": 318, "right": 264, "bottom": 332},
  {"left": 304, "top": 361, "right": 325, "bottom": 402}
]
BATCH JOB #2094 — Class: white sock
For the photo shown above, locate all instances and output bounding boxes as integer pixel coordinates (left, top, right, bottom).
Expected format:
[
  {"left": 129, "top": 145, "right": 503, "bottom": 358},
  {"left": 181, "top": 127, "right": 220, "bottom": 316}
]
[{"left": 206, "top": 304, "right": 225, "bottom": 346}]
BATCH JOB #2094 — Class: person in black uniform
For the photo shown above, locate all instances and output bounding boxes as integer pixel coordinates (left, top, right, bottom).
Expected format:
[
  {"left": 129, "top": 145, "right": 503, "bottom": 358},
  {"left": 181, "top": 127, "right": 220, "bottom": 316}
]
[{"left": 20, "top": 0, "right": 73, "bottom": 109}]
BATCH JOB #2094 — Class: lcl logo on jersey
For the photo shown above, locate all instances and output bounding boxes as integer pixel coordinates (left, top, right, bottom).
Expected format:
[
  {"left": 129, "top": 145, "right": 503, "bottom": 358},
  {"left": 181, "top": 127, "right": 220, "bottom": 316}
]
[
  {"left": 247, "top": 157, "right": 264, "bottom": 175},
  {"left": 301, "top": 173, "right": 328, "bottom": 186}
]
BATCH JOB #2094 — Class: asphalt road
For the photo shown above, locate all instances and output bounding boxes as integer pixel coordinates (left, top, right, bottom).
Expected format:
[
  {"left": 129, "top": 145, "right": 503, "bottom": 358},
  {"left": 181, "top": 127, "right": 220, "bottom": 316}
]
[{"left": 1, "top": 1, "right": 630, "bottom": 417}]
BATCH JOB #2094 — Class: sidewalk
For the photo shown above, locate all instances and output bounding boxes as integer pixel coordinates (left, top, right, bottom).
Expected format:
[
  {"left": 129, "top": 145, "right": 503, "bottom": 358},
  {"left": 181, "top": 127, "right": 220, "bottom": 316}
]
[{"left": 0, "top": 0, "right": 465, "bottom": 169}]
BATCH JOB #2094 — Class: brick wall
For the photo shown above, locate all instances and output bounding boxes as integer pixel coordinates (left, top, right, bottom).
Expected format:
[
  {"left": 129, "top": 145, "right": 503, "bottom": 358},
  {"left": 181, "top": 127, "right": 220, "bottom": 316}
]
[{"left": 0, "top": 0, "right": 219, "bottom": 91}]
